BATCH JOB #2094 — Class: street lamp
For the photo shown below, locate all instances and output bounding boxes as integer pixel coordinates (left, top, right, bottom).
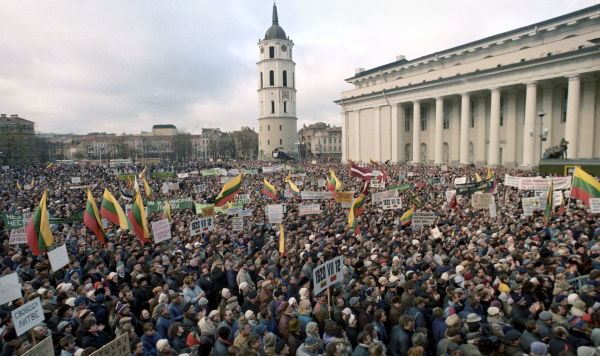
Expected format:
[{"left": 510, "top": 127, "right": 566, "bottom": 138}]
[{"left": 538, "top": 110, "right": 549, "bottom": 160}]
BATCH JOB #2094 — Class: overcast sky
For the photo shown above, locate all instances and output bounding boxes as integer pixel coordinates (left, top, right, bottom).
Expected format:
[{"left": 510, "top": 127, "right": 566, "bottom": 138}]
[{"left": 1, "top": 0, "right": 596, "bottom": 135}]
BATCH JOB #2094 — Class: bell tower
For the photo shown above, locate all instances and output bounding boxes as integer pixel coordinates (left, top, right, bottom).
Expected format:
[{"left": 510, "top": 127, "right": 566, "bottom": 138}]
[{"left": 257, "top": 3, "right": 297, "bottom": 160}]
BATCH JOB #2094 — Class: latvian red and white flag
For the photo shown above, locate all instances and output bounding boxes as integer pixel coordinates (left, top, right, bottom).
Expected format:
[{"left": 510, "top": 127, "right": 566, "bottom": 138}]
[{"left": 350, "top": 162, "right": 373, "bottom": 181}]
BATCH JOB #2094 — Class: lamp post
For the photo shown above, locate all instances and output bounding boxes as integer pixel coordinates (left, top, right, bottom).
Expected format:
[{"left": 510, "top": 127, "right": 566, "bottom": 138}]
[{"left": 538, "top": 110, "right": 548, "bottom": 160}]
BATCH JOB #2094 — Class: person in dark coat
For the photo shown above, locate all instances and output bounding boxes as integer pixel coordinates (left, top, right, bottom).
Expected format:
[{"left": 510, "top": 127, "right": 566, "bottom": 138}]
[
  {"left": 80, "top": 320, "right": 111, "bottom": 350},
  {"left": 213, "top": 326, "right": 232, "bottom": 356},
  {"left": 351, "top": 331, "right": 371, "bottom": 356},
  {"left": 388, "top": 315, "right": 414, "bottom": 356}
]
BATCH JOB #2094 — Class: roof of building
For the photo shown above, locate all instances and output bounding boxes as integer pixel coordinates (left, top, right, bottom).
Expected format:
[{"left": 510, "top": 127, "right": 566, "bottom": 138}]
[
  {"left": 152, "top": 124, "right": 176, "bottom": 129},
  {"left": 264, "top": 4, "right": 287, "bottom": 40},
  {"left": 0, "top": 114, "right": 33, "bottom": 125}
]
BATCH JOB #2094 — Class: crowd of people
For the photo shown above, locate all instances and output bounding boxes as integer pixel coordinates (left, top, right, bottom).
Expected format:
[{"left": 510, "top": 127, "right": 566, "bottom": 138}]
[{"left": 0, "top": 159, "right": 599, "bottom": 356}]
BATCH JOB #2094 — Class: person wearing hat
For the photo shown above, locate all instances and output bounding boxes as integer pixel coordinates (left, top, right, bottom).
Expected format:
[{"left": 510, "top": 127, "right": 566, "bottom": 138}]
[
  {"left": 487, "top": 306, "right": 506, "bottom": 338},
  {"left": 580, "top": 284, "right": 597, "bottom": 308},
  {"left": 236, "top": 260, "right": 255, "bottom": 290},
  {"left": 296, "top": 335, "right": 320, "bottom": 356},
  {"left": 59, "top": 334, "right": 79, "bottom": 356},
  {"left": 242, "top": 289, "right": 260, "bottom": 315},
  {"left": 275, "top": 338, "right": 290, "bottom": 355},
  {"left": 536, "top": 310, "right": 554, "bottom": 339},
  {"left": 389, "top": 315, "right": 414, "bottom": 356},
  {"left": 503, "top": 329, "right": 523, "bottom": 355},
  {"left": 287, "top": 318, "right": 303, "bottom": 356},
  {"left": 529, "top": 341, "right": 547, "bottom": 356},
  {"left": 213, "top": 326, "right": 232, "bottom": 356},
  {"left": 156, "top": 339, "right": 172, "bottom": 355}
]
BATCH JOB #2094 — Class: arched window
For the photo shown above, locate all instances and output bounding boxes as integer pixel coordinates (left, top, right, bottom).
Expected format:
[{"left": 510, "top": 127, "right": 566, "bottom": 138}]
[
  {"left": 269, "top": 71, "right": 274, "bottom": 86},
  {"left": 283, "top": 101, "right": 287, "bottom": 113},
  {"left": 283, "top": 70, "right": 287, "bottom": 87},
  {"left": 271, "top": 101, "right": 275, "bottom": 114},
  {"left": 260, "top": 73, "right": 263, "bottom": 89}
]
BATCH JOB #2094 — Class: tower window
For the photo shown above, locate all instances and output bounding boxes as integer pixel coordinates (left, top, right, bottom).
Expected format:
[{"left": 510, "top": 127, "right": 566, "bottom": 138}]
[
  {"left": 283, "top": 70, "right": 287, "bottom": 87},
  {"left": 271, "top": 101, "right": 275, "bottom": 114},
  {"left": 260, "top": 73, "right": 263, "bottom": 89},
  {"left": 268, "top": 139, "right": 270, "bottom": 145},
  {"left": 280, "top": 139, "right": 282, "bottom": 145},
  {"left": 269, "top": 46, "right": 274, "bottom": 58},
  {"left": 283, "top": 101, "right": 287, "bottom": 113},
  {"left": 268, "top": 125, "right": 270, "bottom": 131},
  {"left": 279, "top": 125, "right": 282, "bottom": 131},
  {"left": 269, "top": 71, "right": 274, "bottom": 86}
]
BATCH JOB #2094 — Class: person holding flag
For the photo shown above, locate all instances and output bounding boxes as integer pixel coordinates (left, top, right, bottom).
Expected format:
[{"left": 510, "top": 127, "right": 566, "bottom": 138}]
[
  {"left": 162, "top": 201, "right": 172, "bottom": 222},
  {"left": 400, "top": 207, "right": 414, "bottom": 226},
  {"left": 84, "top": 189, "right": 107, "bottom": 246},
  {"left": 100, "top": 188, "right": 129, "bottom": 229},
  {"left": 348, "top": 194, "right": 364, "bottom": 233},
  {"left": 262, "top": 178, "right": 278, "bottom": 202},
  {"left": 128, "top": 192, "right": 151, "bottom": 245},
  {"left": 26, "top": 190, "right": 54, "bottom": 256},
  {"left": 544, "top": 180, "right": 554, "bottom": 227},
  {"left": 285, "top": 172, "right": 301, "bottom": 199}
]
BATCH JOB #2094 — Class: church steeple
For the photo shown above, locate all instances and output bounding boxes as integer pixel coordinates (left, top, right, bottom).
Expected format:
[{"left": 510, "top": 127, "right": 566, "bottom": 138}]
[
  {"left": 272, "top": 3, "right": 279, "bottom": 25},
  {"left": 264, "top": 3, "right": 286, "bottom": 40}
]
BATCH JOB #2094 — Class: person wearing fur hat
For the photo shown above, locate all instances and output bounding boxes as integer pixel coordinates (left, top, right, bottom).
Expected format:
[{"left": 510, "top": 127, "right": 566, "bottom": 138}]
[{"left": 156, "top": 338, "right": 175, "bottom": 355}]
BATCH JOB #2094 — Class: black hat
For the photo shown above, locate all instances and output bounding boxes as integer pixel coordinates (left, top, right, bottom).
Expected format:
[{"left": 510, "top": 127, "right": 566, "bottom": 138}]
[
  {"left": 275, "top": 339, "right": 287, "bottom": 353},
  {"left": 60, "top": 334, "right": 76, "bottom": 347}
]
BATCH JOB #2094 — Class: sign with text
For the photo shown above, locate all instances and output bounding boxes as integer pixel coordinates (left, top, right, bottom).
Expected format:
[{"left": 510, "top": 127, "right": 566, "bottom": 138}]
[
  {"left": 220, "top": 176, "right": 233, "bottom": 184},
  {"left": 312, "top": 256, "right": 344, "bottom": 296},
  {"left": 235, "top": 194, "right": 251, "bottom": 204},
  {"left": 238, "top": 209, "right": 253, "bottom": 217},
  {"left": 48, "top": 245, "right": 69, "bottom": 272},
  {"left": 381, "top": 197, "right": 402, "bottom": 210},
  {"left": 412, "top": 211, "right": 436, "bottom": 228},
  {"left": 232, "top": 217, "right": 244, "bottom": 231},
  {"left": 12, "top": 298, "right": 44, "bottom": 336},
  {"left": 454, "top": 177, "right": 467, "bottom": 185},
  {"left": 317, "top": 179, "right": 326, "bottom": 187},
  {"left": 370, "top": 178, "right": 385, "bottom": 188},
  {"left": 190, "top": 217, "right": 214, "bottom": 236},
  {"left": 0, "top": 273, "right": 22, "bottom": 305},
  {"left": 335, "top": 192, "right": 354, "bottom": 204},
  {"left": 504, "top": 175, "right": 521, "bottom": 188},
  {"left": 146, "top": 197, "right": 192, "bottom": 212},
  {"left": 266, "top": 204, "right": 284, "bottom": 224},
  {"left": 177, "top": 173, "right": 189, "bottom": 179},
  {"left": 201, "top": 206, "right": 215, "bottom": 218},
  {"left": 445, "top": 190, "right": 457, "bottom": 203},
  {"left": 71, "top": 177, "right": 81, "bottom": 184},
  {"left": 372, "top": 189, "right": 398, "bottom": 203},
  {"left": 194, "top": 184, "right": 205, "bottom": 193},
  {"left": 262, "top": 164, "right": 285, "bottom": 173},
  {"left": 152, "top": 219, "right": 171, "bottom": 244},
  {"left": 590, "top": 198, "right": 600, "bottom": 214},
  {"left": 227, "top": 206, "right": 243, "bottom": 216},
  {"left": 23, "top": 335, "right": 53, "bottom": 356},
  {"left": 431, "top": 226, "right": 443, "bottom": 239},
  {"left": 301, "top": 191, "right": 331, "bottom": 200},
  {"left": 90, "top": 332, "right": 130, "bottom": 356},
  {"left": 522, "top": 197, "right": 539, "bottom": 216},
  {"left": 299, "top": 204, "right": 321, "bottom": 216},
  {"left": 489, "top": 203, "right": 497, "bottom": 218},
  {"left": 3, "top": 212, "right": 24, "bottom": 230},
  {"left": 9, "top": 228, "right": 27, "bottom": 245},
  {"left": 472, "top": 193, "right": 494, "bottom": 209}
]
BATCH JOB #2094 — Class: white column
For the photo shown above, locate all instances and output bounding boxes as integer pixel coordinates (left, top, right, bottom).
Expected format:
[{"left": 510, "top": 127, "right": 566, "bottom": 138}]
[
  {"left": 460, "top": 93, "right": 470, "bottom": 165},
  {"left": 341, "top": 111, "right": 347, "bottom": 162},
  {"left": 434, "top": 97, "right": 444, "bottom": 164},
  {"left": 412, "top": 101, "right": 421, "bottom": 163},
  {"left": 488, "top": 88, "right": 501, "bottom": 166},
  {"left": 374, "top": 107, "right": 381, "bottom": 161},
  {"left": 522, "top": 82, "right": 537, "bottom": 166},
  {"left": 565, "top": 75, "right": 580, "bottom": 158},
  {"left": 354, "top": 111, "right": 361, "bottom": 161},
  {"left": 391, "top": 104, "right": 399, "bottom": 163}
]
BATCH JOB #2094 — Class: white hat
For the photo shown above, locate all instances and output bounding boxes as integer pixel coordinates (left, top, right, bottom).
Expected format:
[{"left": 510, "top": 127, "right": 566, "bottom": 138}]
[
  {"left": 567, "top": 293, "right": 579, "bottom": 305},
  {"left": 244, "top": 310, "right": 255, "bottom": 319},
  {"left": 61, "top": 283, "right": 73, "bottom": 292},
  {"left": 65, "top": 297, "right": 76, "bottom": 307},
  {"left": 456, "top": 265, "right": 465, "bottom": 273},
  {"left": 487, "top": 306, "right": 500, "bottom": 316},
  {"left": 107, "top": 272, "right": 117, "bottom": 280},
  {"left": 156, "top": 339, "right": 169, "bottom": 352},
  {"left": 238, "top": 282, "right": 248, "bottom": 291},
  {"left": 221, "top": 288, "right": 230, "bottom": 298}
]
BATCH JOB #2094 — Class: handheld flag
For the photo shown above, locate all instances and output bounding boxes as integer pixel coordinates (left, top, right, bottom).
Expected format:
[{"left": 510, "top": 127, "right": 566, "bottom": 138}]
[
  {"left": 544, "top": 180, "right": 554, "bottom": 227},
  {"left": 262, "top": 178, "right": 278, "bottom": 202},
  {"left": 143, "top": 178, "right": 153, "bottom": 199},
  {"left": 162, "top": 201, "right": 172, "bottom": 222},
  {"left": 101, "top": 188, "right": 129, "bottom": 229},
  {"left": 279, "top": 224, "right": 287, "bottom": 256},
  {"left": 128, "top": 192, "right": 151, "bottom": 245},
  {"left": 84, "top": 189, "right": 107, "bottom": 246},
  {"left": 475, "top": 173, "right": 482, "bottom": 183},
  {"left": 26, "top": 190, "right": 54, "bottom": 256},
  {"left": 287, "top": 179, "right": 301, "bottom": 199},
  {"left": 571, "top": 167, "right": 600, "bottom": 206},
  {"left": 486, "top": 167, "right": 493, "bottom": 180},
  {"left": 45, "top": 162, "right": 54, "bottom": 171},
  {"left": 133, "top": 178, "right": 141, "bottom": 194},
  {"left": 348, "top": 194, "right": 364, "bottom": 233},
  {"left": 138, "top": 167, "right": 147, "bottom": 179},
  {"left": 400, "top": 207, "right": 414, "bottom": 226},
  {"left": 215, "top": 174, "right": 242, "bottom": 207},
  {"left": 30, "top": 177, "right": 35, "bottom": 188},
  {"left": 350, "top": 162, "right": 373, "bottom": 181},
  {"left": 16, "top": 181, "right": 21, "bottom": 190},
  {"left": 449, "top": 194, "right": 462, "bottom": 217},
  {"left": 329, "top": 169, "right": 342, "bottom": 191}
]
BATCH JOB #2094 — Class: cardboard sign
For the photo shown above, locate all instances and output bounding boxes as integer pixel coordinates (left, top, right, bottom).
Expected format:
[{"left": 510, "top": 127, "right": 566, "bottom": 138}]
[
  {"left": 472, "top": 193, "right": 494, "bottom": 210},
  {"left": 190, "top": 217, "right": 214, "bottom": 236},
  {"left": 9, "top": 228, "right": 27, "bottom": 245},
  {"left": 23, "top": 335, "right": 53, "bottom": 356},
  {"left": 71, "top": 177, "right": 81, "bottom": 184},
  {"left": 301, "top": 191, "right": 331, "bottom": 200},
  {"left": 299, "top": 204, "right": 321, "bottom": 216},
  {"left": 412, "top": 211, "right": 436, "bottom": 228},
  {"left": 489, "top": 203, "right": 497, "bottom": 218},
  {"left": 317, "top": 179, "right": 326, "bottom": 187},
  {"left": 90, "top": 332, "right": 130, "bottom": 356},
  {"left": 232, "top": 217, "right": 244, "bottom": 231},
  {"left": 12, "top": 298, "right": 44, "bottom": 336},
  {"left": 48, "top": 245, "right": 69, "bottom": 272},
  {"left": 372, "top": 189, "right": 398, "bottom": 203},
  {"left": 0, "top": 273, "right": 22, "bottom": 305},
  {"left": 335, "top": 192, "right": 354, "bottom": 204},
  {"left": 152, "top": 219, "right": 171, "bottom": 244},
  {"left": 201, "top": 206, "right": 215, "bottom": 218},
  {"left": 235, "top": 194, "right": 251, "bottom": 204},
  {"left": 238, "top": 209, "right": 253, "bottom": 217},
  {"left": 590, "top": 198, "right": 600, "bottom": 214},
  {"left": 312, "top": 256, "right": 344, "bottom": 296},
  {"left": 431, "top": 226, "right": 443, "bottom": 239},
  {"left": 381, "top": 197, "right": 402, "bottom": 210},
  {"left": 445, "top": 190, "right": 457, "bottom": 203},
  {"left": 454, "top": 177, "right": 467, "bottom": 185},
  {"left": 227, "top": 206, "right": 243, "bottom": 216}
]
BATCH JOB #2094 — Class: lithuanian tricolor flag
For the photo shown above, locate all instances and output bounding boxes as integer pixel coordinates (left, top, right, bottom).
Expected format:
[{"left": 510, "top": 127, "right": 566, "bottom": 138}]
[
  {"left": 348, "top": 194, "right": 364, "bottom": 231},
  {"left": 26, "top": 190, "right": 54, "bottom": 256},
  {"left": 486, "top": 167, "right": 494, "bottom": 180},
  {"left": 262, "top": 178, "right": 278, "bottom": 202},
  {"left": 571, "top": 167, "right": 600, "bottom": 206},
  {"left": 138, "top": 167, "right": 147, "bottom": 179},
  {"left": 84, "top": 189, "right": 107, "bottom": 246},
  {"left": 544, "top": 180, "right": 553, "bottom": 227},
  {"left": 162, "top": 201, "right": 172, "bottom": 222},
  {"left": 475, "top": 173, "right": 482, "bottom": 182},
  {"left": 288, "top": 179, "right": 301, "bottom": 199},
  {"left": 279, "top": 224, "right": 287, "bottom": 256},
  {"left": 45, "top": 162, "right": 54, "bottom": 171},
  {"left": 215, "top": 173, "right": 242, "bottom": 207},
  {"left": 400, "top": 207, "right": 415, "bottom": 226},
  {"left": 128, "top": 192, "right": 151, "bottom": 245},
  {"left": 329, "top": 169, "right": 342, "bottom": 191},
  {"left": 100, "top": 188, "right": 128, "bottom": 229},
  {"left": 143, "top": 178, "right": 153, "bottom": 199},
  {"left": 16, "top": 181, "right": 21, "bottom": 190}
]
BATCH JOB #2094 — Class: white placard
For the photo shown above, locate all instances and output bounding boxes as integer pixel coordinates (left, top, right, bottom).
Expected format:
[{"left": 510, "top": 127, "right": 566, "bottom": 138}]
[
  {"left": 370, "top": 179, "right": 385, "bottom": 188},
  {"left": 227, "top": 206, "right": 243, "bottom": 216},
  {"left": 101, "top": 218, "right": 108, "bottom": 230},
  {"left": 381, "top": 197, "right": 402, "bottom": 210},
  {"left": 235, "top": 194, "right": 251, "bottom": 204},
  {"left": 190, "top": 217, "right": 214, "bottom": 236},
  {"left": 0, "top": 273, "right": 22, "bottom": 305},
  {"left": 9, "top": 228, "right": 27, "bottom": 245},
  {"left": 238, "top": 209, "right": 253, "bottom": 217},
  {"left": 454, "top": 177, "right": 467, "bottom": 185},
  {"left": 152, "top": 219, "right": 171, "bottom": 244},
  {"left": 229, "top": 169, "right": 240, "bottom": 176},
  {"left": 372, "top": 189, "right": 398, "bottom": 203},
  {"left": 441, "top": 165, "right": 448, "bottom": 172},
  {"left": 294, "top": 180, "right": 303, "bottom": 187},
  {"left": 312, "top": 256, "right": 344, "bottom": 296},
  {"left": 431, "top": 227, "right": 443, "bottom": 239},
  {"left": 407, "top": 172, "right": 415, "bottom": 177},
  {"left": 262, "top": 164, "right": 285, "bottom": 173},
  {"left": 590, "top": 198, "right": 600, "bottom": 214},
  {"left": 299, "top": 204, "right": 321, "bottom": 216},
  {"left": 177, "top": 173, "right": 189, "bottom": 179},
  {"left": 412, "top": 211, "right": 436, "bottom": 228},
  {"left": 12, "top": 298, "right": 44, "bottom": 336},
  {"left": 504, "top": 175, "right": 521, "bottom": 188},
  {"left": 48, "top": 245, "right": 69, "bottom": 272},
  {"left": 194, "top": 184, "right": 205, "bottom": 193},
  {"left": 522, "top": 197, "right": 539, "bottom": 216},
  {"left": 301, "top": 191, "right": 331, "bottom": 200},
  {"left": 445, "top": 190, "right": 457, "bottom": 203},
  {"left": 220, "top": 169, "right": 228, "bottom": 176},
  {"left": 317, "top": 179, "right": 326, "bottom": 187},
  {"left": 71, "top": 177, "right": 81, "bottom": 184},
  {"left": 232, "top": 217, "right": 244, "bottom": 231},
  {"left": 220, "top": 176, "right": 233, "bottom": 184},
  {"left": 489, "top": 203, "right": 497, "bottom": 218},
  {"left": 472, "top": 193, "right": 494, "bottom": 209}
]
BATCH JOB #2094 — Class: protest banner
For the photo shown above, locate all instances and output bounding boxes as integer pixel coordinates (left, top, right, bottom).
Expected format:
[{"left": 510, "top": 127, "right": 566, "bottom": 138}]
[
  {"left": 238, "top": 209, "right": 253, "bottom": 217},
  {"left": 0, "top": 273, "right": 22, "bottom": 305},
  {"left": 427, "top": 177, "right": 445, "bottom": 185},
  {"left": 370, "top": 178, "right": 385, "bottom": 188},
  {"left": 232, "top": 217, "right": 244, "bottom": 231},
  {"left": 151, "top": 172, "right": 174, "bottom": 179},
  {"left": 454, "top": 177, "right": 467, "bottom": 185},
  {"left": 118, "top": 174, "right": 136, "bottom": 181},
  {"left": 387, "top": 184, "right": 411, "bottom": 191},
  {"left": 152, "top": 219, "right": 171, "bottom": 244},
  {"left": 472, "top": 193, "right": 494, "bottom": 209},
  {"left": 412, "top": 211, "right": 436, "bottom": 228},
  {"left": 312, "top": 256, "right": 344, "bottom": 296},
  {"left": 229, "top": 169, "right": 240, "bottom": 175},
  {"left": 90, "top": 332, "right": 130, "bottom": 356},
  {"left": 266, "top": 204, "right": 283, "bottom": 223},
  {"left": 23, "top": 335, "right": 53, "bottom": 356},
  {"left": 299, "top": 204, "right": 321, "bottom": 216},
  {"left": 71, "top": 177, "right": 81, "bottom": 184},
  {"left": 146, "top": 197, "right": 192, "bottom": 213},
  {"left": 504, "top": 175, "right": 521, "bottom": 188},
  {"left": 235, "top": 194, "right": 251, "bottom": 204},
  {"left": 12, "top": 298, "right": 44, "bottom": 336},
  {"left": 48, "top": 245, "right": 69, "bottom": 272},
  {"left": 220, "top": 176, "right": 233, "bottom": 184},
  {"left": 372, "top": 189, "right": 398, "bottom": 203},
  {"left": 262, "top": 164, "right": 285, "bottom": 173},
  {"left": 381, "top": 197, "right": 402, "bottom": 210},
  {"left": 201, "top": 169, "right": 220, "bottom": 176},
  {"left": 456, "top": 180, "right": 495, "bottom": 195},
  {"left": 335, "top": 192, "right": 354, "bottom": 204},
  {"left": 227, "top": 206, "right": 243, "bottom": 216},
  {"left": 522, "top": 197, "right": 539, "bottom": 216},
  {"left": 590, "top": 198, "right": 600, "bottom": 214},
  {"left": 9, "top": 228, "right": 27, "bottom": 245},
  {"left": 3, "top": 212, "right": 25, "bottom": 230},
  {"left": 489, "top": 203, "right": 497, "bottom": 218},
  {"left": 220, "top": 169, "right": 228, "bottom": 176},
  {"left": 190, "top": 217, "right": 214, "bottom": 236},
  {"left": 301, "top": 191, "right": 331, "bottom": 200},
  {"left": 201, "top": 206, "right": 215, "bottom": 218},
  {"left": 69, "top": 184, "right": 96, "bottom": 190},
  {"left": 445, "top": 190, "right": 457, "bottom": 203}
]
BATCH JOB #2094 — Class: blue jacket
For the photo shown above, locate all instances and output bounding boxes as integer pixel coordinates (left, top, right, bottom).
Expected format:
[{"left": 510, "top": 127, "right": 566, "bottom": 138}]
[
  {"left": 141, "top": 333, "right": 160, "bottom": 356},
  {"left": 168, "top": 301, "right": 184, "bottom": 322},
  {"left": 156, "top": 316, "right": 173, "bottom": 339}
]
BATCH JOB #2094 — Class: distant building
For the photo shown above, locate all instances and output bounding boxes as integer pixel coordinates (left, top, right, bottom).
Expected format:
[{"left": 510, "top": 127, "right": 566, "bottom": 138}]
[
  {"left": 298, "top": 122, "right": 342, "bottom": 159},
  {"left": 152, "top": 124, "right": 178, "bottom": 136},
  {"left": 0, "top": 114, "right": 37, "bottom": 165}
]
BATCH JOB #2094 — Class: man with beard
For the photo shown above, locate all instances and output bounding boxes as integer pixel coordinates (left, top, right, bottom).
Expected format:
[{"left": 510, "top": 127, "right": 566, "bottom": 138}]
[{"left": 197, "top": 264, "right": 216, "bottom": 308}]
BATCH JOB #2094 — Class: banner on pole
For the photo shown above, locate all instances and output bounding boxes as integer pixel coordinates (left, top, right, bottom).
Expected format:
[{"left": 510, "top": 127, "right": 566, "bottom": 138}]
[
  {"left": 12, "top": 298, "right": 44, "bottom": 336},
  {"left": 312, "top": 256, "right": 344, "bottom": 296},
  {"left": 152, "top": 219, "right": 171, "bottom": 244},
  {"left": 48, "top": 245, "right": 69, "bottom": 272}
]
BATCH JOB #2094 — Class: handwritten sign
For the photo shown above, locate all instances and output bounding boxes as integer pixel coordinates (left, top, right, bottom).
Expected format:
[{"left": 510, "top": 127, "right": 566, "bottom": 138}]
[
  {"left": 412, "top": 211, "right": 436, "bottom": 228},
  {"left": 201, "top": 206, "right": 215, "bottom": 218},
  {"left": 0, "top": 273, "right": 22, "bottom": 305},
  {"left": 232, "top": 217, "right": 244, "bottom": 231},
  {"left": 235, "top": 194, "right": 251, "bottom": 204},
  {"left": 381, "top": 197, "right": 402, "bottom": 210},
  {"left": 522, "top": 197, "right": 539, "bottom": 216},
  {"left": 454, "top": 177, "right": 467, "bottom": 185},
  {"left": 23, "top": 335, "right": 53, "bottom": 356},
  {"left": 335, "top": 192, "right": 354, "bottom": 204},
  {"left": 238, "top": 209, "right": 253, "bottom": 217},
  {"left": 12, "top": 298, "right": 44, "bottom": 336},
  {"left": 48, "top": 245, "right": 69, "bottom": 272},
  {"left": 227, "top": 206, "right": 243, "bottom": 216},
  {"left": 472, "top": 193, "right": 494, "bottom": 210},
  {"left": 590, "top": 198, "right": 600, "bottom": 214},
  {"left": 90, "top": 332, "right": 130, "bottom": 356},
  {"left": 299, "top": 204, "right": 321, "bottom": 216},
  {"left": 312, "top": 256, "right": 344, "bottom": 296},
  {"left": 9, "top": 228, "right": 27, "bottom": 245},
  {"left": 152, "top": 219, "right": 171, "bottom": 244},
  {"left": 190, "top": 217, "right": 214, "bottom": 236},
  {"left": 372, "top": 189, "right": 398, "bottom": 203}
]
